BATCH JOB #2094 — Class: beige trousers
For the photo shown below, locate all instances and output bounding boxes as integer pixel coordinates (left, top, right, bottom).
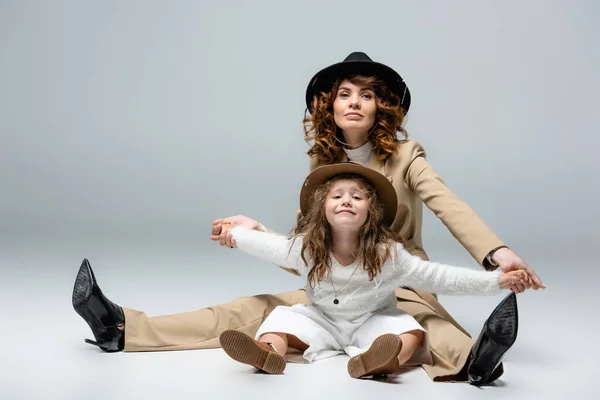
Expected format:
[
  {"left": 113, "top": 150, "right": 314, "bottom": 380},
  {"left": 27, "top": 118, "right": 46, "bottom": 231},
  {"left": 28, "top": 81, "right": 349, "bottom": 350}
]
[{"left": 122, "top": 287, "right": 474, "bottom": 382}]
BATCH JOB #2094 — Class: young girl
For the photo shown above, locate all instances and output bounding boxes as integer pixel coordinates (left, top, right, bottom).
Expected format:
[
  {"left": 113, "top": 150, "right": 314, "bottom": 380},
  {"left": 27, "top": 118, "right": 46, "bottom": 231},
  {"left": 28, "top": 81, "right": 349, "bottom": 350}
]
[{"left": 217, "top": 162, "right": 530, "bottom": 378}]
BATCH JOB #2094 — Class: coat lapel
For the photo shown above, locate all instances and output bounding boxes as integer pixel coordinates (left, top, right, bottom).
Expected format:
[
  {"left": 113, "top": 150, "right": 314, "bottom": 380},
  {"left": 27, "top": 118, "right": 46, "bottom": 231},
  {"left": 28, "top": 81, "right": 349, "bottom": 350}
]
[
  {"left": 367, "top": 150, "right": 393, "bottom": 183},
  {"left": 337, "top": 147, "right": 391, "bottom": 183}
]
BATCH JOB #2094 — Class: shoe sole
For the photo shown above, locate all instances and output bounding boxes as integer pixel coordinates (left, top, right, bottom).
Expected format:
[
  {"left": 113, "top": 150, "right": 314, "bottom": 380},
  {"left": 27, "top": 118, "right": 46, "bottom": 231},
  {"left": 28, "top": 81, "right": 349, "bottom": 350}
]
[
  {"left": 486, "top": 294, "right": 518, "bottom": 348},
  {"left": 72, "top": 260, "right": 100, "bottom": 332},
  {"left": 469, "top": 293, "right": 518, "bottom": 384},
  {"left": 220, "top": 330, "right": 286, "bottom": 374},
  {"left": 72, "top": 260, "right": 93, "bottom": 311},
  {"left": 347, "top": 334, "right": 402, "bottom": 379}
]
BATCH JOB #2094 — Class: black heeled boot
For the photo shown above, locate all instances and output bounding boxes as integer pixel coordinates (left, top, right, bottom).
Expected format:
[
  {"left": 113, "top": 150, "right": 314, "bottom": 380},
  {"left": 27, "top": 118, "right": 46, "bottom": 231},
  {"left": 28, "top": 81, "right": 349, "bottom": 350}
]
[
  {"left": 467, "top": 292, "right": 518, "bottom": 385},
  {"left": 72, "top": 258, "right": 125, "bottom": 352}
]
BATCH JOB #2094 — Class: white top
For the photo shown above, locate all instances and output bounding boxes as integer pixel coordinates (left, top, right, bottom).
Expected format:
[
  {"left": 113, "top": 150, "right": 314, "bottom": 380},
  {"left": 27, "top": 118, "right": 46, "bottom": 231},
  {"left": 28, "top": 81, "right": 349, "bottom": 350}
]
[
  {"left": 230, "top": 227, "right": 502, "bottom": 321},
  {"left": 343, "top": 141, "right": 373, "bottom": 166}
]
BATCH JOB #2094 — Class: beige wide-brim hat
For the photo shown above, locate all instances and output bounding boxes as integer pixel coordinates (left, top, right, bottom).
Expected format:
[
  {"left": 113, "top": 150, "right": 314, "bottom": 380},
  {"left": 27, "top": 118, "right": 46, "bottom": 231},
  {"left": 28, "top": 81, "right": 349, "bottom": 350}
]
[{"left": 299, "top": 162, "right": 398, "bottom": 226}]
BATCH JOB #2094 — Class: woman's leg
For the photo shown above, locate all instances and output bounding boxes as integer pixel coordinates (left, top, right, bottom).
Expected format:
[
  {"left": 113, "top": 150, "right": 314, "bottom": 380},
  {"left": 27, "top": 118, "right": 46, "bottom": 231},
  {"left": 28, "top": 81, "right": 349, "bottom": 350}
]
[
  {"left": 72, "top": 258, "right": 310, "bottom": 353},
  {"left": 394, "top": 288, "right": 475, "bottom": 382},
  {"left": 122, "top": 290, "right": 310, "bottom": 352},
  {"left": 396, "top": 288, "right": 514, "bottom": 384}
]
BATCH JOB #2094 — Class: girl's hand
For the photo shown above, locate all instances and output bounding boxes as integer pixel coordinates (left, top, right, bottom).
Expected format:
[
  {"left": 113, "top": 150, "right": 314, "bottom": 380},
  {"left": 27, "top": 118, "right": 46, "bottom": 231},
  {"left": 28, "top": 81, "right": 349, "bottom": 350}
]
[
  {"left": 210, "top": 215, "right": 262, "bottom": 248},
  {"left": 498, "top": 270, "right": 534, "bottom": 291},
  {"left": 492, "top": 247, "right": 546, "bottom": 292}
]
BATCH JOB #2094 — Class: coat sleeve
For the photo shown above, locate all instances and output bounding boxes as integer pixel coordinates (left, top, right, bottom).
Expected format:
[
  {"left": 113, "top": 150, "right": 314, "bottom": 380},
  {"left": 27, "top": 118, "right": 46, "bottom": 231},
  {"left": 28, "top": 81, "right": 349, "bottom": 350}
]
[
  {"left": 389, "top": 244, "right": 502, "bottom": 295},
  {"left": 230, "top": 226, "right": 304, "bottom": 272},
  {"left": 401, "top": 141, "right": 506, "bottom": 267}
]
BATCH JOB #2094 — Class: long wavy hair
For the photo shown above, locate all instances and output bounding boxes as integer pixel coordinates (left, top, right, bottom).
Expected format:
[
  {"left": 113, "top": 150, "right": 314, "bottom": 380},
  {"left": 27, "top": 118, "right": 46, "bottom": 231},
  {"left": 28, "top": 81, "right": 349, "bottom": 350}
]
[
  {"left": 303, "top": 75, "right": 408, "bottom": 164},
  {"left": 292, "top": 174, "right": 404, "bottom": 288}
]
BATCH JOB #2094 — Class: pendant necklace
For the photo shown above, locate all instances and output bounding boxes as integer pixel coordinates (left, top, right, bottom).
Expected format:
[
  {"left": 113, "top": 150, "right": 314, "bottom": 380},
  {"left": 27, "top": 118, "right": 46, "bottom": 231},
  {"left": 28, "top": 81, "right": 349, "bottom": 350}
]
[{"left": 330, "top": 261, "right": 361, "bottom": 305}]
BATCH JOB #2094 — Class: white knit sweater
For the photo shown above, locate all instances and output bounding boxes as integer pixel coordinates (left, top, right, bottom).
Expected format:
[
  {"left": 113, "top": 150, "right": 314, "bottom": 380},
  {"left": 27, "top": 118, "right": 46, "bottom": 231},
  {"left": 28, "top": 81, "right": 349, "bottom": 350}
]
[{"left": 230, "top": 227, "right": 503, "bottom": 320}]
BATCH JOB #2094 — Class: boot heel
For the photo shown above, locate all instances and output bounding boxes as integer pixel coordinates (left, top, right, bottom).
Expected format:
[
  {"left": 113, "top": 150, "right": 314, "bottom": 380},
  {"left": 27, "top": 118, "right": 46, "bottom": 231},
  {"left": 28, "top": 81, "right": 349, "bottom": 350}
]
[{"left": 84, "top": 338, "right": 99, "bottom": 346}]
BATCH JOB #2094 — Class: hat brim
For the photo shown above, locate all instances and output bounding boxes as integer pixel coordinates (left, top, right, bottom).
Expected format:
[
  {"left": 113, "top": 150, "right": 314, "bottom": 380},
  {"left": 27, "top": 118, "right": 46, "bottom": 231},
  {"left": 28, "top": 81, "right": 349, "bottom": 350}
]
[
  {"left": 305, "top": 60, "right": 411, "bottom": 113},
  {"left": 300, "top": 162, "right": 398, "bottom": 226}
]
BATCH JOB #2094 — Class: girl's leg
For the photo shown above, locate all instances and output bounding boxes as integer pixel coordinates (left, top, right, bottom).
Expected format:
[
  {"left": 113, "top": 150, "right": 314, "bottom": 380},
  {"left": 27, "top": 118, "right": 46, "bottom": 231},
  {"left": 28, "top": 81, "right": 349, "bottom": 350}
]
[
  {"left": 220, "top": 330, "right": 288, "bottom": 374},
  {"left": 347, "top": 334, "right": 403, "bottom": 378},
  {"left": 397, "top": 329, "right": 425, "bottom": 366},
  {"left": 347, "top": 330, "right": 425, "bottom": 379},
  {"left": 259, "top": 333, "right": 288, "bottom": 356},
  {"left": 259, "top": 333, "right": 308, "bottom": 357}
]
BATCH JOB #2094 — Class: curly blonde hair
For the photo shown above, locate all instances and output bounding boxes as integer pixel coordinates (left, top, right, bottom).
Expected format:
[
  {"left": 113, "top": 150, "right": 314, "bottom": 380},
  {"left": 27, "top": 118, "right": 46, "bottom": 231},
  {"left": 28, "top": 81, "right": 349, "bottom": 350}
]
[
  {"left": 303, "top": 75, "right": 408, "bottom": 164},
  {"left": 291, "top": 174, "right": 403, "bottom": 288}
]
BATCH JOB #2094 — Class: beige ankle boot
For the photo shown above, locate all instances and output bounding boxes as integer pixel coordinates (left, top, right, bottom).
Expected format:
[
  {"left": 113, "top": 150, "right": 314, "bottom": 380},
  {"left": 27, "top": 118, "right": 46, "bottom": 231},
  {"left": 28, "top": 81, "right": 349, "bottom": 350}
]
[
  {"left": 220, "top": 330, "right": 286, "bottom": 374},
  {"left": 347, "top": 334, "right": 402, "bottom": 378}
]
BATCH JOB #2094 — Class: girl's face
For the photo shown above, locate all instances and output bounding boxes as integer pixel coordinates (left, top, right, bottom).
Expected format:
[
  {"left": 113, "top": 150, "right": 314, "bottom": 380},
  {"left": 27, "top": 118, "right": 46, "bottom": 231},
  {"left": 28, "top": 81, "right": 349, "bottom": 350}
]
[
  {"left": 333, "top": 79, "right": 377, "bottom": 143},
  {"left": 325, "top": 179, "right": 369, "bottom": 233}
]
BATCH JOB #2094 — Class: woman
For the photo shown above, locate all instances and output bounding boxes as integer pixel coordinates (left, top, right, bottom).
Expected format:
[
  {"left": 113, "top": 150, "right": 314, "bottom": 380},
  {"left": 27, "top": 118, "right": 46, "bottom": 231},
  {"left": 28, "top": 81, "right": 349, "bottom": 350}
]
[{"left": 72, "top": 52, "right": 544, "bottom": 385}]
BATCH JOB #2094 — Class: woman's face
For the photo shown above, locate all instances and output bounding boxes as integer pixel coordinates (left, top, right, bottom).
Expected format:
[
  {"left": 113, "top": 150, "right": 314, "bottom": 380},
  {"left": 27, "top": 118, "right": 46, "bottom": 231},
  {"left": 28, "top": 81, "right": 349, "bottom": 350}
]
[{"left": 333, "top": 79, "right": 377, "bottom": 143}]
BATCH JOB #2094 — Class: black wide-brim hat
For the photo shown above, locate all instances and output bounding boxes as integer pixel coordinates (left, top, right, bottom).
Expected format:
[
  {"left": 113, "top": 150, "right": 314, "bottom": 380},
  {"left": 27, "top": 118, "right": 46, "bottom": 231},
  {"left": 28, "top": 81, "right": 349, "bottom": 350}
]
[
  {"left": 305, "top": 52, "right": 411, "bottom": 114},
  {"left": 300, "top": 161, "right": 398, "bottom": 226}
]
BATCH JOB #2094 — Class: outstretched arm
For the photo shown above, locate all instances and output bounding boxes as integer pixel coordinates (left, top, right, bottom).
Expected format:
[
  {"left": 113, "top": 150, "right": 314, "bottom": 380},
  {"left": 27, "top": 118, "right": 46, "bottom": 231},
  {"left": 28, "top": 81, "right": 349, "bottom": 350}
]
[
  {"left": 228, "top": 226, "right": 304, "bottom": 273},
  {"left": 210, "top": 160, "right": 317, "bottom": 277},
  {"left": 210, "top": 215, "right": 302, "bottom": 276},
  {"left": 401, "top": 141, "right": 543, "bottom": 292},
  {"left": 391, "top": 244, "right": 526, "bottom": 295}
]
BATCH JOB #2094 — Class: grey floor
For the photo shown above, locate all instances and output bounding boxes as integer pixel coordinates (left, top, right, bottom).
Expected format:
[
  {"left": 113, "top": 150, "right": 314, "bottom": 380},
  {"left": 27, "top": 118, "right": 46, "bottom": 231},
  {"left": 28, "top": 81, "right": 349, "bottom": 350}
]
[{"left": 1, "top": 247, "right": 595, "bottom": 400}]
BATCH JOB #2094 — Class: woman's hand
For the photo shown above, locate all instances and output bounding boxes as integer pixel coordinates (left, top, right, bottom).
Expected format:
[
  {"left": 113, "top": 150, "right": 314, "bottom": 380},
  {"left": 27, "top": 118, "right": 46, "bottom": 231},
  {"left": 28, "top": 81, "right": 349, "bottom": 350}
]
[
  {"left": 493, "top": 248, "right": 546, "bottom": 293},
  {"left": 210, "top": 215, "right": 263, "bottom": 248},
  {"left": 498, "top": 270, "right": 533, "bottom": 290}
]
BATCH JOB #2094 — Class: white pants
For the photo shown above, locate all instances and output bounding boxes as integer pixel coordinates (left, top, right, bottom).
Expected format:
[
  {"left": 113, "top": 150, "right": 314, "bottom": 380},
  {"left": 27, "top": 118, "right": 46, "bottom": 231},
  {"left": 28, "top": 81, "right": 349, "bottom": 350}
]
[{"left": 255, "top": 304, "right": 432, "bottom": 365}]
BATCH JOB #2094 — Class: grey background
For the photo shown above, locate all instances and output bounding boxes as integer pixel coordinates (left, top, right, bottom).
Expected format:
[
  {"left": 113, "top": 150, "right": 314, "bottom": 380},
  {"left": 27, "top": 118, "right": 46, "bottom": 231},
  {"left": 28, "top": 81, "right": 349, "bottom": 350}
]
[{"left": 0, "top": 0, "right": 598, "bottom": 399}]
